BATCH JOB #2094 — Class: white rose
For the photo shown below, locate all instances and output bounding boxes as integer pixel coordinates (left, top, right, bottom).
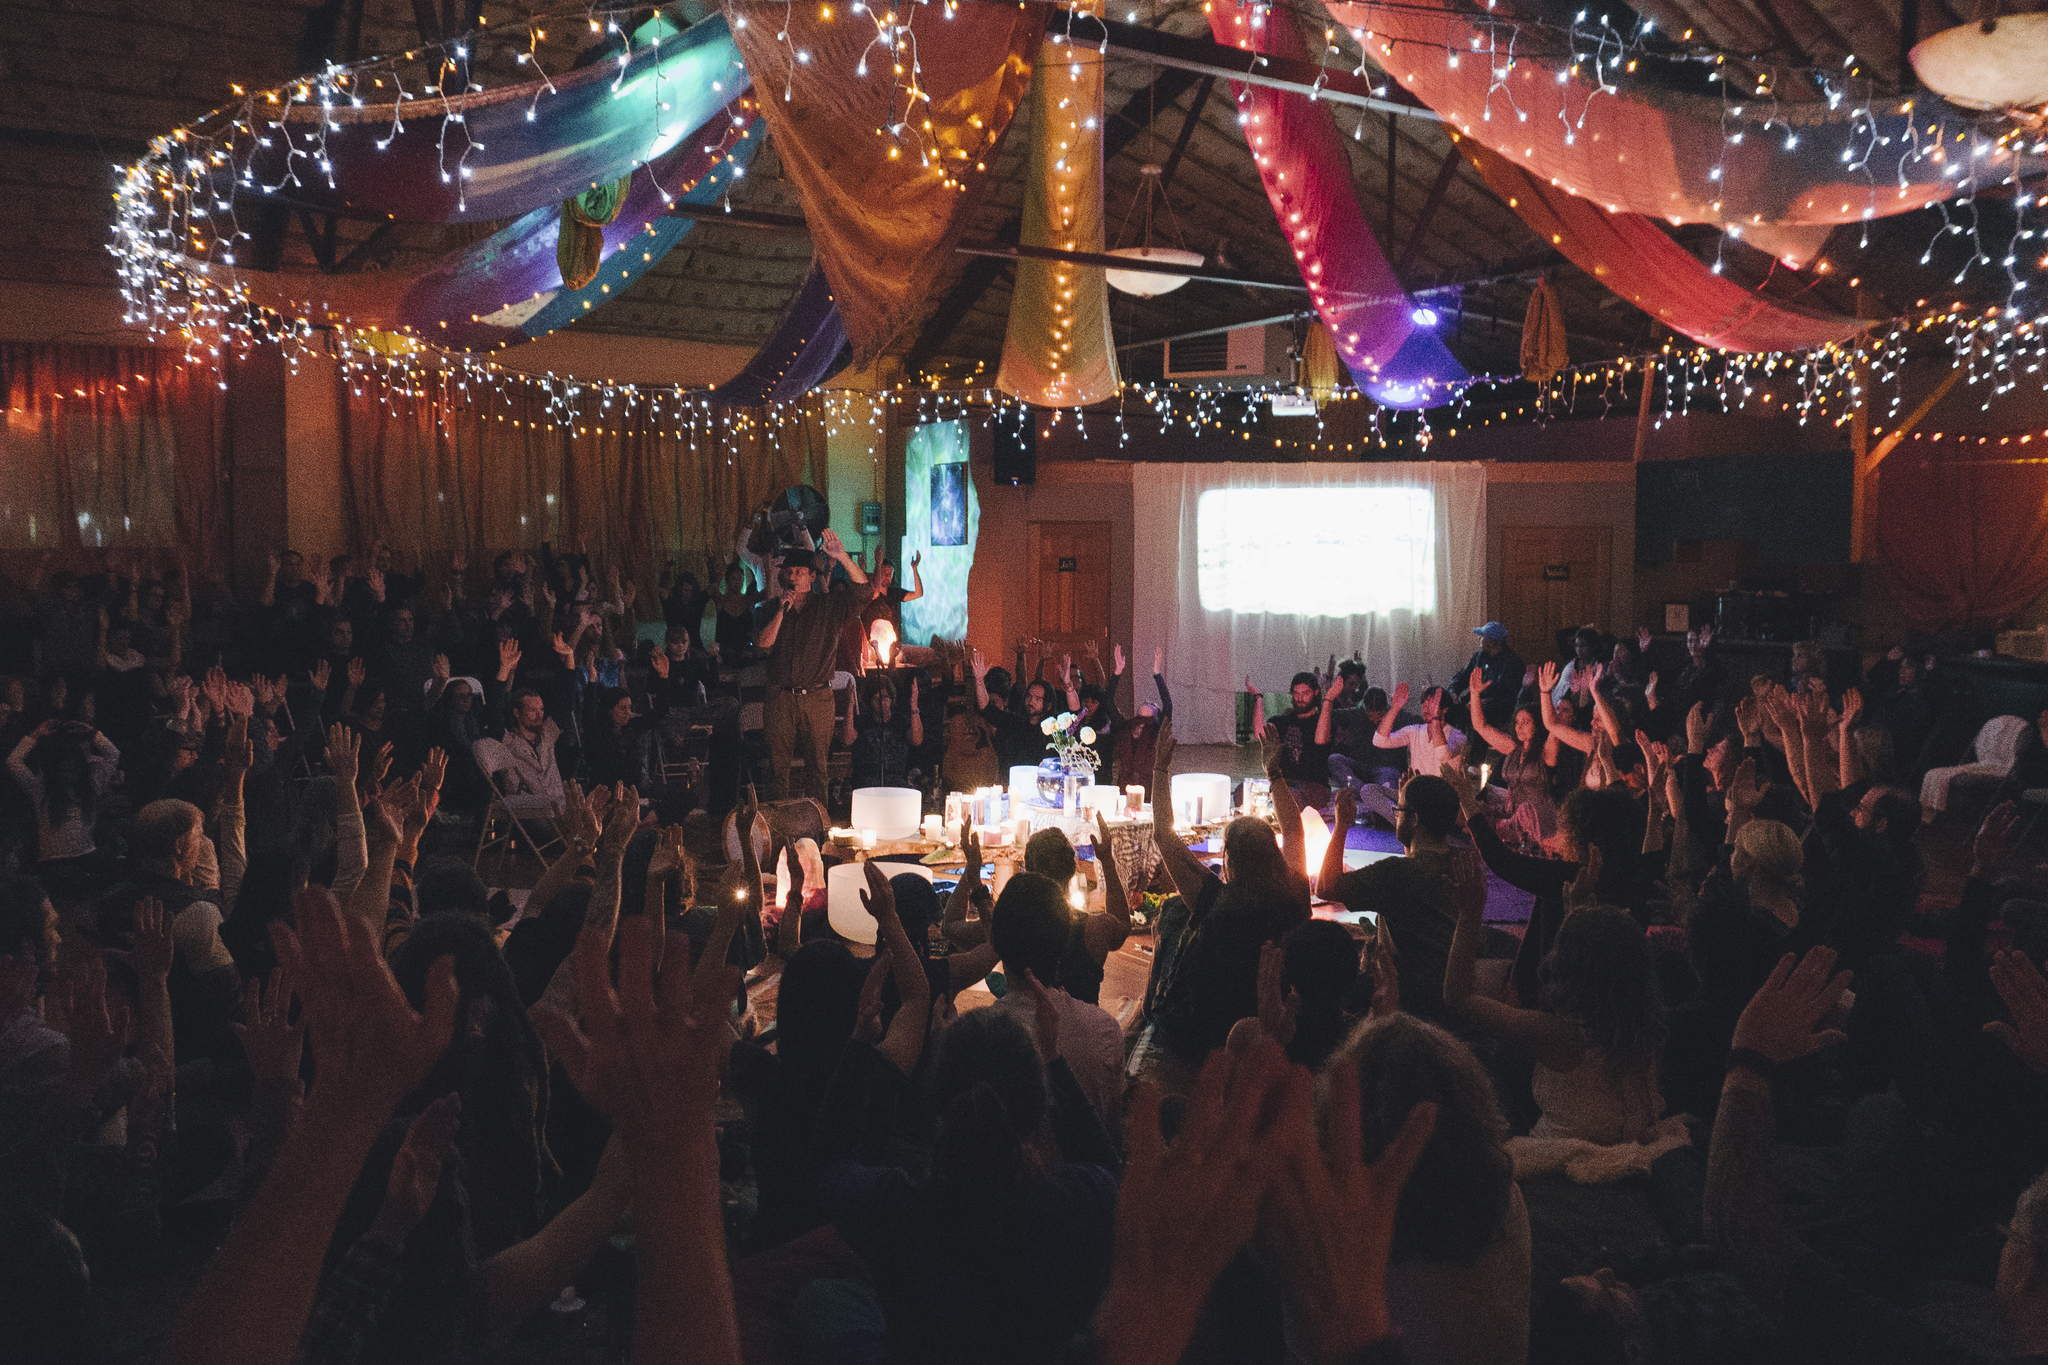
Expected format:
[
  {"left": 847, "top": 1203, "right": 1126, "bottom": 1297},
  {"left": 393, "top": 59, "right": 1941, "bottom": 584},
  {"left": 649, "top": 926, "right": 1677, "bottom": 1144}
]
[
  {"left": 1079, "top": 726, "right": 1096, "bottom": 745},
  {"left": 1040, "top": 717, "right": 1057, "bottom": 735}
]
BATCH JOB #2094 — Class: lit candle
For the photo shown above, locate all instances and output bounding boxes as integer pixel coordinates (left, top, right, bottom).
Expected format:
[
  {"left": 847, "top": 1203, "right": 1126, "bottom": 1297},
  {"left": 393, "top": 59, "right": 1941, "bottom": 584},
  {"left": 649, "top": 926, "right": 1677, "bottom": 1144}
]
[
  {"left": 858, "top": 828, "right": 876, "bottom": 850},
  {"left": 922, "top": 813, "right": 944, "bottom": 842}
]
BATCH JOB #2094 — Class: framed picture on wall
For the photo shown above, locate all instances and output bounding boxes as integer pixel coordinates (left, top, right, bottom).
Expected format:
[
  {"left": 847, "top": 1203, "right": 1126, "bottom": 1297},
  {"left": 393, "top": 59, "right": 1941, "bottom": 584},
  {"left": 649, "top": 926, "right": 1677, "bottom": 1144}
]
[
  {"left": 1663, "top": 602, "right": 1690, "bottom": 633},
  {"left": 930, "top": 462, "right": 967, "bottom": 546}
]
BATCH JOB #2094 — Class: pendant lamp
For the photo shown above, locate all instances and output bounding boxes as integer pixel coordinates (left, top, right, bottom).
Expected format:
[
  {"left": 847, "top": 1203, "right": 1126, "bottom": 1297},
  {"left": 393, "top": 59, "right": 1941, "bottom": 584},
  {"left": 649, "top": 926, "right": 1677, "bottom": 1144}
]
[{"left": 1105, "top": 164, "right": 1205, "bottom": 298}]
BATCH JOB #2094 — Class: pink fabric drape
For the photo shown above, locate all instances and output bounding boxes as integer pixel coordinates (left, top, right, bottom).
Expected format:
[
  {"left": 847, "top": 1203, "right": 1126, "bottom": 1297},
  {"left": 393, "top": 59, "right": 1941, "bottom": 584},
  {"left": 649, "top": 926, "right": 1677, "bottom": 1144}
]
[
  {"left": 0, "top": 343, "right": 227, "bottom": 582},
  {"left": 1205, "top": 4, "right": 1463, "bottom": 405},
  {"left": 1329, "top": 0, "right": 1961, "bottom": 228},
  {"left": 1464, "top": 147, "right": 1867, "bottom": 353}
]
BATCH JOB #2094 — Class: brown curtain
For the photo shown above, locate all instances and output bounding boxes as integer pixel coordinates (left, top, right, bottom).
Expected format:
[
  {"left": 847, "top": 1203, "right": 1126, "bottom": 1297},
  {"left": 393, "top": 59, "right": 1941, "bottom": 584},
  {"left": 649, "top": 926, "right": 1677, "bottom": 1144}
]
[
  {"left": 1877, "top": 442, "right": 2048, "bottom": 631},
  {"left": 337, "top": 372, "right": 824, "bottom": 606},
  {"left": 0, "top": 342, "right": 227, "bottom": 582}
]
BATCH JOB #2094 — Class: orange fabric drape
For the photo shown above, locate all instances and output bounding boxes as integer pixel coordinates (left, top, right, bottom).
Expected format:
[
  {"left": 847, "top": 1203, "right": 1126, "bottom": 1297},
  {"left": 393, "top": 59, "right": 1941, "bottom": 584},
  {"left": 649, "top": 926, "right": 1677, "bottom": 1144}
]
[
  {"left": 1877, "top": 440, "right": 2048, "bottom": 631},
  {"left": 336, "top": 373, "right": 824, "bottom": 607},
  {"left": 730, "top": 1, "right": 1041, "bottom": 368},
  {"left": 0, "top": 342, "right": 227, "bottom": 582}
]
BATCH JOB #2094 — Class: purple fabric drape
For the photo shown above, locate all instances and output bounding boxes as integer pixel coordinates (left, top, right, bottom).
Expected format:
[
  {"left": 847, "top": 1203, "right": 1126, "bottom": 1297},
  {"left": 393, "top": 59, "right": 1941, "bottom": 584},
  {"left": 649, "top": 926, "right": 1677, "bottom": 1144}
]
[{"left": 709, "top": 261, "right": 848, "bottom": 407}]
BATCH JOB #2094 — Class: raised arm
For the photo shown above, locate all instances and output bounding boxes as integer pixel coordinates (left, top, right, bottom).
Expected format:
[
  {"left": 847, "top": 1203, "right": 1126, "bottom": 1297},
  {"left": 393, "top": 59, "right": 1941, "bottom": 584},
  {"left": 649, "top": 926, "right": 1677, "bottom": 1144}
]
[
  {"left": 1800, "top": 683, "right": 1842, "bottom": 805},
  {"left": 1314, "top": 688, "right": 1335, "bottom": 748},
  {"left": 1837, "top": 687, "right": 1866, "bottom": 790},
  {"left": 1319, "top": 788, "right": 1357, "bottom": 896},
  {"left": 1263, "top": 725, "right": 1308, "bottom": 879},
  {"left": 1537, "top": 663, "right": 1594, "bottom": 755},
  {"left": 1087, "top": 811, "right": 1134, "bottom": 960},
  {"left": 1372, "top": 681, "right": 1410, "bottom": 749},
  {"left": 819, "top": 530, "right": 866, "bottom": 587},
  {"left": 900, "top": 552, "right": 923, "bottom": 603},
  {"left": 1465, "top": 667, "right": 1516, "bottom": 756},
  {"left": 908, "top": 676, "right": 924, "bottom": 749},
  {"left": 1150, "top": 719, "right": 1212, "bottom": 907},
  {"left": 863, "top": 864, "right": 931, "bottom": 1077},
  {"left": 971, "top": 648, "right": 991, "bottom": 711},
  {"left": 1153, "top": 645, "right": 1173, "bottom": 720}
]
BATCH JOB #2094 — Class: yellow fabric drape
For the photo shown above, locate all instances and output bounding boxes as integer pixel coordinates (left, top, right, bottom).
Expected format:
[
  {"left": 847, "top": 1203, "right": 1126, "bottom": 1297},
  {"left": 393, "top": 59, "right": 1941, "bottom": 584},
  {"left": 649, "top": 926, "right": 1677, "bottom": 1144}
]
[
  {"left": 731, "top": 2, "right": 1040, "bottom": 369},
  {"left": 336, "top": 374, "right": 823, "bottom": 610},
  {"left": 558, "top": 175, "right": 634, "bottom": 291},
  {"left": 1302, "top": 319, "right": 1343, "bottom": 402},
  {"left": 1520, "top": 279, "right": 1569, "bottom": 384},
  {"left": 997, "top": 33, "right": 1120, "bottom": 409}
]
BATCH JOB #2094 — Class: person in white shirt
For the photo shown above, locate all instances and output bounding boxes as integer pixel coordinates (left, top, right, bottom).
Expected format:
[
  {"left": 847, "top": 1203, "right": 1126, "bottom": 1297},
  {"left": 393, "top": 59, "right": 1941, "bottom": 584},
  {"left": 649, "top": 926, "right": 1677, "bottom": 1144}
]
[
  {"left": 986, "top": 872, "right": 1127, "bottom": 1121},
  {"left": 1374, "top": 681, "right": 1466, "bottom": 780}
]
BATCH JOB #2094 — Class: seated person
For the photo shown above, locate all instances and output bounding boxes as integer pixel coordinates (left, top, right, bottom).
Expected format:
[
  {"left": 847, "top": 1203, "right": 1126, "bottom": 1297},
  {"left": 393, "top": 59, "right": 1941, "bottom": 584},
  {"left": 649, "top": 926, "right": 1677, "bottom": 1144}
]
[
  {"left": 1256, "top": 671, "right": 1336, "bottom": 809},
  {"left": 842, "top": 673, "right": 923, "bottom": 791},
  {"left": 1316, "top": 774, "right": 1464, "bottom": 1024}
]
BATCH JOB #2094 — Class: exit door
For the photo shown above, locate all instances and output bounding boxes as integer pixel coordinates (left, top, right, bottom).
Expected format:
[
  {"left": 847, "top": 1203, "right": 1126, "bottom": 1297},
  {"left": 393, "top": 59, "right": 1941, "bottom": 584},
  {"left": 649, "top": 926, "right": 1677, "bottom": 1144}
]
[
  {"left": 1027, "top": 521, "right": 1111, "bottom": 656},
  {"left": 1501, "top": 527, "right": 1612, "bottom": 660}
]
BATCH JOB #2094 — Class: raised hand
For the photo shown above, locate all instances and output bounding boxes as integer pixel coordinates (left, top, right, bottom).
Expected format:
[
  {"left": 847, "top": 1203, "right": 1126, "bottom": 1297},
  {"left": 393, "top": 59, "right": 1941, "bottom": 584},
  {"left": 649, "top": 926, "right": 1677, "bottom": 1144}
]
[
  {"left": 232, "top": 963, "right": 304, "bottom": 1088},
  {"left": 1730, "top": 946, "right": 1853, "bottom": 1065},
  {"left": 1390, "top": 681, "right": 1411, "bottom": 712},
  {"left": 431, "top": 653, "right": 450, "bottom": 683},
  {"left": 1986, "top": 950, "right": 2048, "bottom": 1073},
  {"left": 271, "top": 887, "right": 457, "bottom": 1119},
  {"left": 551, "top": 632, "right": 574, "bottom": 663},
  {"left": 649, "top": 648, "right": 670, "bottom": 679},
  {"left": 646, "top": 824, "right": 688, "bottom": 880},
  {"left": 597, "top": 786, "right": 642, "bottom": 860},
  {"left": 371, "top": 1093, "right": 460, "bottom": 1242},
  {"left": 346, "top": 657, "right": 366, "bottom": 689},
  {"left": 1468, "top": 666, "right": 1485, "bottom": 701},
  {"left": 1255, "top": 940, "right": 1299, "bottom": 1046},
  {"left": 1685, "top": 700, "right": 1711, "bottom": 754},
  {"left": 1449, "top": 843, "right": 1487, "bottom": 920},
  {"left": 1564, "top": 845, "right": 1603, "bottom": 914},
  {"left": 1367, "top": 921, "right": 1401, "bottom": 1019},
  {"left": 1019, "top": 968, "right": 1065, "bottom": 1061},
  {"left": 203, "top": 665, "right": 229, "bottom": 714},
  {"left": 326, "top": 723, "right": 359, "bottom": 790},
  {"left": 1637, "top": 625, "right": 1652, "bottom": 653},
  {"left": 131, "top": 897, "right": 175, "bottom": 984},
  {"left": 1154, "top": 644, "right": 1164, "bottom": 676},
  {"left": 1113, "top": 643, "right": 1127, "bottom": 676},
  {"left": 420, "top": 748, "right": 447, "bottom": 805},
  {"left": 555, "top": 781, "right": 599, "bottom": 854},
  {"left": 309, "top": 659, "right": 331, "bottom": 693},
  {"left": 1261, "top": 1061, "right": 1436, "bottom": 1365},
  {"left": 1725, "top": 756, "right": 1764, "bottom": 815},
  {"left": 1840, "top": 686, "right": 1864, "bottom": 729},
  {"left": 497, "top": 637, "right": 522, "bottom": 681},
  {"left": 1537, "top": 660, "right": 1560, "bottom": 694}
]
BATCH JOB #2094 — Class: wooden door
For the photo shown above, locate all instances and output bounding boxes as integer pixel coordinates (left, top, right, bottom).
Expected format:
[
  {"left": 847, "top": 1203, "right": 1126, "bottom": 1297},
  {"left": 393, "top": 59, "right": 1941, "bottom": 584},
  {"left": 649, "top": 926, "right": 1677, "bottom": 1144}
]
[
  {"left": 1027, "top": 521, "right": 1111, "bottom": 655},
  {"left": 1500, "top": 527, "right": 1612, "bottom": 662}
]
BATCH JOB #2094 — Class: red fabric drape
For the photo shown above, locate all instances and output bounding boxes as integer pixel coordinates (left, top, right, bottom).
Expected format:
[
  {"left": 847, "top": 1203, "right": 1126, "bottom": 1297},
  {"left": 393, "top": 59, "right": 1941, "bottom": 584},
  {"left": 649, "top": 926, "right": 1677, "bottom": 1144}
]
[
  {"left": 0, "top": 342, "right": 227, "bottom": 582},
  {"left": 1464, "top": 148, "right": 1867, "bottom": 353},
  {"left": 1877, "top": 440, "right": 2048, "bottom": 630}
]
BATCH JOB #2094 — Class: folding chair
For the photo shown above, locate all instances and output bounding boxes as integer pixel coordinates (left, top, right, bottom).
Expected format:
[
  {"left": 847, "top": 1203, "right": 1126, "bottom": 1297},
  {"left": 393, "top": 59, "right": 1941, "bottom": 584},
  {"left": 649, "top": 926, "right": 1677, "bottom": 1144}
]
[{"left": 473, "top": 737, "right": 567, "bottom": 879}]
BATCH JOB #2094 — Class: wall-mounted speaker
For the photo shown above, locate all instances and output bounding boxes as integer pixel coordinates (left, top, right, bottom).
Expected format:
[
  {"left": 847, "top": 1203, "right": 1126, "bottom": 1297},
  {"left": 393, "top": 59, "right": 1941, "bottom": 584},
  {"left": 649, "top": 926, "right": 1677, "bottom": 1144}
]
[{"left": 993, "top": 410, "right": 1036, "bottom": 486}]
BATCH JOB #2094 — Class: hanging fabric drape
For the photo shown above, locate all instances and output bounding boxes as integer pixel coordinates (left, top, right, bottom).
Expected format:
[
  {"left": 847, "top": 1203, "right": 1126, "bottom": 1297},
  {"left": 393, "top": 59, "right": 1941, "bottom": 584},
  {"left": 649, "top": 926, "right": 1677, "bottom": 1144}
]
[
  {"left": 730, "top": 1, "right": 1040, "bottom": 369},
  {"left": 226, "top": 13, "right": 746, "bottom": 224},
  {"left": 711, "top": 259, "right": 850, "bottom": 406},
  {"left": 1301, "top": 318, "right": 1344, "bottom": 401},
  {"left": 1206, "top": 4, "right": 1466, "bottom": 409},
  {"left": 1132, "top": 460, "right": 1488, "bottom": 743},
  {"left": 1877, "top": 445, "right": 2048, "bottom": 631},
  {"left": 1519, "top": 278, "right": 1568, "bottom": 381},
  {"left": 1327, "top": 0, "right": 1964, "bottom": 229},
  {"left": 997, "top": 31, "right": 1121, "bottom": 409},
  {"left": 1467, "top": 146, "right": 1867, "bottom": 354},
  {"left": 0, "top": 343, "right": 227, "bottom": 582},
  {"left": 558, "top": 174, "right": 635, "bottom": 291},
  {"left": 335, "top": 373, "right": 824, "bottom": 611}
]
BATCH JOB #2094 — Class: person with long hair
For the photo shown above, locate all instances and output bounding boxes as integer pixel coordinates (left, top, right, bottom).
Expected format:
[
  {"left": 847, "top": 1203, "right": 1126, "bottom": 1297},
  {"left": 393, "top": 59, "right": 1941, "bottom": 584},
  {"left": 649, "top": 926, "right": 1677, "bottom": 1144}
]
[
  {"left": 8, "top": 719, "right": 120, "bottom": 888},
  {"left": 1447, "top": 856, "right": 1671, "bottom": 1149},
  {"left": 1136, "top": 718, "right": 1312, "bottom": 1087},
  {"left": 810, "top": 867, "right": 1118, "bottom": 1365},
  {"left": 1468, "top": 678, "right": 1561, "bottom": 849}
]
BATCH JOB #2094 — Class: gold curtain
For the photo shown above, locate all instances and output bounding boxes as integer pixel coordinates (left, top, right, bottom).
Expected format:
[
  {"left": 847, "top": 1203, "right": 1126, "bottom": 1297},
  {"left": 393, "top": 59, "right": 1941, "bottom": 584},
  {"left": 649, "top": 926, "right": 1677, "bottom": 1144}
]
[
  {"left": 337, "top": 374, "right": 823, "bottom": 607},
  {"left": 997, "top": 32, "right": 1120, "bottom": 408},
  {"left": 0, "top": 342, "right": 227, "bottom": 582}
]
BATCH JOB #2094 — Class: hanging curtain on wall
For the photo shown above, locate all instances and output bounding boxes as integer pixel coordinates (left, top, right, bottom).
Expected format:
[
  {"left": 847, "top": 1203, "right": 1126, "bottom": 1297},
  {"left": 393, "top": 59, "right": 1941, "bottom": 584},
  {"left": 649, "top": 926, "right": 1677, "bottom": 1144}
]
[
  {"left": 0, "top": 343, "right": 227, "bottom": 581},
  {"left": 1877, "top": 445, "right": 2048, "bottom": 631},
  {"left": 997, "top": 31, "right": 1121, "bottom": 408},
  {"left": 730, "top": 1, "right": 1040, "bottom": 368},
  {"left": 1206, "top": 4, "right": 1465, "bottom": 408},
  {"left": 334, "top": 371, "right": 822, "bottom": 606},
  {"left": 1327, "top": 0, "right": 1962, "bottom": 228},
  {"left": 1466, "top": 147, "right": 1867, "bottom": 354},
  {"left": 1131, "top": 461, "right": 1487, "bottom": 743}
]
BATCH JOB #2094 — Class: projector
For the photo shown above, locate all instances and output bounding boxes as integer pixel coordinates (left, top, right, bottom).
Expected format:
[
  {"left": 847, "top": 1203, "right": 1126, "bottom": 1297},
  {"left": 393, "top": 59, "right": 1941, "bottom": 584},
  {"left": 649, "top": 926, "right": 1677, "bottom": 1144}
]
[{"left": 1268, "top": 392, "right": 1316, "bottom": 417}]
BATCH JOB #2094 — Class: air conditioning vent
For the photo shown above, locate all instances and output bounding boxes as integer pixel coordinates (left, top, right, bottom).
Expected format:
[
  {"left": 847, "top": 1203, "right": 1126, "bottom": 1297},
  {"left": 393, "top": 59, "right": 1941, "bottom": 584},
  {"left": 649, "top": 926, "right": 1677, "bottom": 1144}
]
[{"left": 1163, "top": 323, "right": 1292, "bottom": 386}]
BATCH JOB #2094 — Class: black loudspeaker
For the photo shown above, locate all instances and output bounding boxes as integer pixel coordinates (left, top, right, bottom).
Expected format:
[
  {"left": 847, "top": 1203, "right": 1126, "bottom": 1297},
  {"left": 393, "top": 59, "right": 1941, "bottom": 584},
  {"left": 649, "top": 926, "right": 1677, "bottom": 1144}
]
[{"left": 993, "top": 410, "right": 1036, "bottom": 485}]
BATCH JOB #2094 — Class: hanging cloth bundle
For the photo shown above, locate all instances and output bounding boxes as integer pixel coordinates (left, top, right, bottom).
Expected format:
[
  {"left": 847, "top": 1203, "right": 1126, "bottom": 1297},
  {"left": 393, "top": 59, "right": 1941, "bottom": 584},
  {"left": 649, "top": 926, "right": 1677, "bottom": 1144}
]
[
  {"left": 557, "top": 175, "right": 633, "bottom": 291},
  {"left": 1520, "top": 279, "right": 1569, "bottom": 384}
]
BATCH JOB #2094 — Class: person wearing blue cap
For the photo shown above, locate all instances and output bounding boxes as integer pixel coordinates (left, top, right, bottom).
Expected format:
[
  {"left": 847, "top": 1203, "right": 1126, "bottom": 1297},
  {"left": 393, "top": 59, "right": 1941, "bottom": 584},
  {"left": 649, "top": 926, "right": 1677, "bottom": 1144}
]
[{"left": 1456, "top": 622, "right": 1525, "bottom": 734}]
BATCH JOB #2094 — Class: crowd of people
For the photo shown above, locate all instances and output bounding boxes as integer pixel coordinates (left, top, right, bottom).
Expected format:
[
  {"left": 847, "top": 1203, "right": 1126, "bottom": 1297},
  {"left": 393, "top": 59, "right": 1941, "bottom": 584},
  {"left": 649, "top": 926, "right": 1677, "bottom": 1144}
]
[{"left": 5, "top": 534, "right": 2048, "bottom": 1365}]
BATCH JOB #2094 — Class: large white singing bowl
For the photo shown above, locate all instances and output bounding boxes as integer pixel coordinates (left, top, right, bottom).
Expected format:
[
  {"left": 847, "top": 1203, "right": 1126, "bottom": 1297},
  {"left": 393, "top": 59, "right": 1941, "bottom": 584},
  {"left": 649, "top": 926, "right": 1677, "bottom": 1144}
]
[
  {"left": 827, "top": 860, "right": 935, "bottom": 945},
  {"left": 1170, "top": 772, "right": 1232, "bottom": 825},
  {"left": 850, "top": 786, "right": 923, "bottom": 840}
]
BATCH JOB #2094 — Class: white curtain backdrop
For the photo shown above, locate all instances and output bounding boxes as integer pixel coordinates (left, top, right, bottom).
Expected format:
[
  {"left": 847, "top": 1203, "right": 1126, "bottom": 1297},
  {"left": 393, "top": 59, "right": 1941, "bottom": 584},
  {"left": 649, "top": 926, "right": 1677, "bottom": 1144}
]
[{"left": 1131, "top": 461, "right": 1488, "bottom": 742}]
